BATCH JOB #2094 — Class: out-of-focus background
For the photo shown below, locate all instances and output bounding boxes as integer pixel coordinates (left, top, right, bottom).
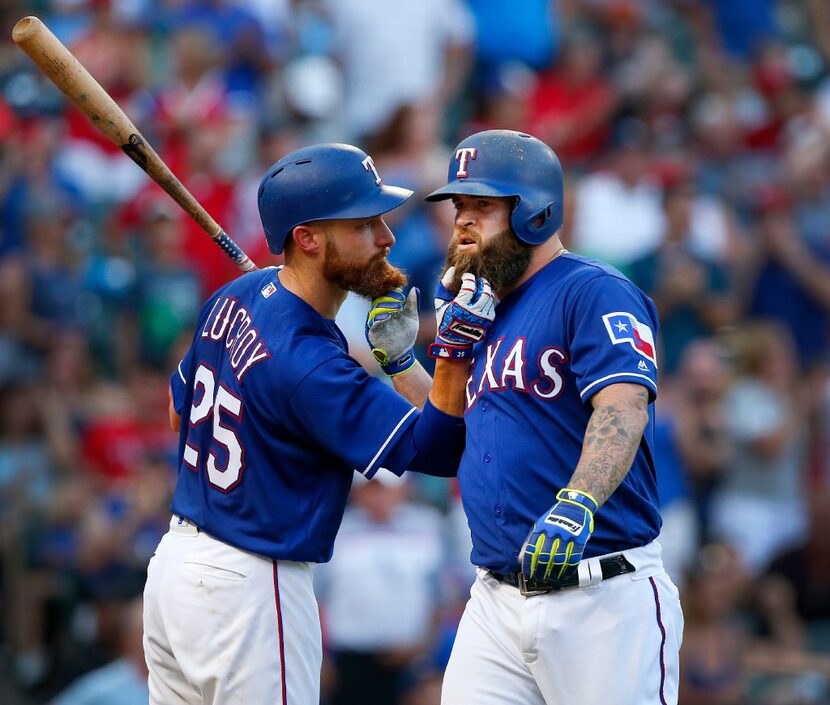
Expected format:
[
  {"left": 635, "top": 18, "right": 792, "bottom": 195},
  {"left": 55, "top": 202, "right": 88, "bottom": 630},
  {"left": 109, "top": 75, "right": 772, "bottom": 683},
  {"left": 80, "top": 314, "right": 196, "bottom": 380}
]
[{"left": 1, "top": 0, "right": 830, "bottom": 703}]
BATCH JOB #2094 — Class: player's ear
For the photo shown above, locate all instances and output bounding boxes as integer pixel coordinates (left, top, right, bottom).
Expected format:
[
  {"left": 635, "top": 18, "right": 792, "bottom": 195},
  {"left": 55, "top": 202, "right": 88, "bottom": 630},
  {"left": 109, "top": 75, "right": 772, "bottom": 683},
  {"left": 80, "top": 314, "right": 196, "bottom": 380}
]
[{"left": 290, "top": 225, "right": 323, "bottom": 256}]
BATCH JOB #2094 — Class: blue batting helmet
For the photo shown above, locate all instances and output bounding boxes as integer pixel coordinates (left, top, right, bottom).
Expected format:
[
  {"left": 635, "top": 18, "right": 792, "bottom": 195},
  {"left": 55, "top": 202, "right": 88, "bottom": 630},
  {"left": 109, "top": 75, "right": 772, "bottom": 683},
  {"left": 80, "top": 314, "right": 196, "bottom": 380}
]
[
  {"left": 425, "top": 130, "right": 564, "bottom": 246},
  {"left": 257, "top": 143, "right": 413, "bottom": 254}
]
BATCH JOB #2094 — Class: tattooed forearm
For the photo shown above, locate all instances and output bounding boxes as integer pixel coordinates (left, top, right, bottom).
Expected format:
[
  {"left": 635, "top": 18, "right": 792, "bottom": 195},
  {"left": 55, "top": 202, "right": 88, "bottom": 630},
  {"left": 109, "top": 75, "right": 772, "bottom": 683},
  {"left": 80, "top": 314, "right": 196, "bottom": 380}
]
[{"left": 567, "top": 384, "right": 650, "bottom": 507}]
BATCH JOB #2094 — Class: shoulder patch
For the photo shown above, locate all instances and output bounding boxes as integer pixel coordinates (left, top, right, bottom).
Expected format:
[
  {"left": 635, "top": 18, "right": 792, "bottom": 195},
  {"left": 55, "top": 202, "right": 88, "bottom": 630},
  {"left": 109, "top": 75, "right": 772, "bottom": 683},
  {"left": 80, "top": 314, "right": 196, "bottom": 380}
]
[{"left": 602, "top": 312, "right": 657, "bottom": 366}]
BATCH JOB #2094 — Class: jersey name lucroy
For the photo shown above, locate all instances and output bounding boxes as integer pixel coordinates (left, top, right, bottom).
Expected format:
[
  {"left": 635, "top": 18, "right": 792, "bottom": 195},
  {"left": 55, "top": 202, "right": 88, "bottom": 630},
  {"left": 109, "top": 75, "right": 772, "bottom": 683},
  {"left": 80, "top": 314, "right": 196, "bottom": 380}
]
[{"left": 200, "top": 295, "right": 272, "bottom": 383}]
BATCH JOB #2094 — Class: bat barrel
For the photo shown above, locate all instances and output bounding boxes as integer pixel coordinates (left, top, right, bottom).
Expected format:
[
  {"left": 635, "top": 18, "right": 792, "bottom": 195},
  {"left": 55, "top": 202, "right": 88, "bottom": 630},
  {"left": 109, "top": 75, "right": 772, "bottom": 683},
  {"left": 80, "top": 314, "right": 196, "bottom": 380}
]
[
  {"left": 11, "top": 16, "right": 39, "bottom": 45},
  {"left": 11, "top": 14, "right": 258, "bottom": 274}
]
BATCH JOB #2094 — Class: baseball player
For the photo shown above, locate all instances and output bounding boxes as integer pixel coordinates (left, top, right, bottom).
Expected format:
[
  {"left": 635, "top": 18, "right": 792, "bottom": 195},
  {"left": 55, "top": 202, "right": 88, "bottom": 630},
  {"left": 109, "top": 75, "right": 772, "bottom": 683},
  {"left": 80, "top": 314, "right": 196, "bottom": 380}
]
[
  {"left": 421, "top": 130, "right": 684, "bottom": 705},
  {"left": 142, "top": 143, "right": 496, "bottom": 705}
]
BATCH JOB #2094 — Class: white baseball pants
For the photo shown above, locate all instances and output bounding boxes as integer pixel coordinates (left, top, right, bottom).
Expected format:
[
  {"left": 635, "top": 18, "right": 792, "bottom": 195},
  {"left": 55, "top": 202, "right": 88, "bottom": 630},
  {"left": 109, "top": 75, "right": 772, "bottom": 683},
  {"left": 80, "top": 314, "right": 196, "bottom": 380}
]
[
  {"left": 442, "top": 541, "right": 683, "bottom": 705},
  {"left": 143, "top": 517, "right": 322, "bottom": 705}
]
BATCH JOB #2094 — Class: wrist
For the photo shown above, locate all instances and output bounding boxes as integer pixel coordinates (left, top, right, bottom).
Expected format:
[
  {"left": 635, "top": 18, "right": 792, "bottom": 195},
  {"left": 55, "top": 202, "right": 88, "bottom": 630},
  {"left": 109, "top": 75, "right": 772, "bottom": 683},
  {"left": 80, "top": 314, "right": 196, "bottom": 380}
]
[
  {"left": 556, "top": 488, "right": 599, "bottom": 515},
  {"left": 374, "top": 347, "right": 416, "bottom": 377},
  {"left": 427, "top": 342, "right": 473, "bottom": 360}
]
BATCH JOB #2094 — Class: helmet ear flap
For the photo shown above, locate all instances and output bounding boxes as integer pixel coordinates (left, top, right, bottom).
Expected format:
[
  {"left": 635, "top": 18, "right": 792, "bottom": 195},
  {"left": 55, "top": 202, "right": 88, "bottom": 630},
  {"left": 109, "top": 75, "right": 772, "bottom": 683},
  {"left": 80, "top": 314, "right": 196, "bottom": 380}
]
[{"left": 517, "top": 201, "right": 560, "bottom": 244}]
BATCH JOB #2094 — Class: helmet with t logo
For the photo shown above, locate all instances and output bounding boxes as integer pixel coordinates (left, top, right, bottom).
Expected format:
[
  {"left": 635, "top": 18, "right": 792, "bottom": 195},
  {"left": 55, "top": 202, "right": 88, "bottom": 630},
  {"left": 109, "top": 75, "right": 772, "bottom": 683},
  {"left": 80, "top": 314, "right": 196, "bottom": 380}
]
[
  {"left": 425, "top": 130, "right": 564, "bottom": 246},
  {"left": 258, "top": 143, "right": 413, "bottom": 254}
]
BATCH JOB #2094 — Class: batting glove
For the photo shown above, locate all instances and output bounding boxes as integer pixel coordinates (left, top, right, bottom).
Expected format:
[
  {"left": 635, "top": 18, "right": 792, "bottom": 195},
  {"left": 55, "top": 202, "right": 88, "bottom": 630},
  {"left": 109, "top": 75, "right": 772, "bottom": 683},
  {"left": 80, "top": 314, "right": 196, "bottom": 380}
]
[
  {"left": 428, "top": 267, "right": 496, "bottom": 360},
  {"left": 519, "top": 488, "right": 598, "bottom": 586},
  {"left": 365, "top": 287, "right": 419, "bottom": 376}
]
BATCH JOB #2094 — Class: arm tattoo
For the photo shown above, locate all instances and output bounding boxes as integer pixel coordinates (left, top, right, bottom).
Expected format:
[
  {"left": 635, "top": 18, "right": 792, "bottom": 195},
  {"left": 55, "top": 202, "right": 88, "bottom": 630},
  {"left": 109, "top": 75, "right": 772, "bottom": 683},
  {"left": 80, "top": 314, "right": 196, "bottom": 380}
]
[{"left": 568, "top": 386, "right": 650, "bottom": 507}]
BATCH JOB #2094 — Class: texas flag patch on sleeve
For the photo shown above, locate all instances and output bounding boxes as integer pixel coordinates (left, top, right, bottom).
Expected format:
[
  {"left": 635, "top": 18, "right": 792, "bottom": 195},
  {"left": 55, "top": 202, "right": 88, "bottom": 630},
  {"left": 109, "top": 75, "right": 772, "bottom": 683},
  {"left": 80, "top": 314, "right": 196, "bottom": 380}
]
[{"left": 602, "top": 312, "right": 657, "bottom": 366}]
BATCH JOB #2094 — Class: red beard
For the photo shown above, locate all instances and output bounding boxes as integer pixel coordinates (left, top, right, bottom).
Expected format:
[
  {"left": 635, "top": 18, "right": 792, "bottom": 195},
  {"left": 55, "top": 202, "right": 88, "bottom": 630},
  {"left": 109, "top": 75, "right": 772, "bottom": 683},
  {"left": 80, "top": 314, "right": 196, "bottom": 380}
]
[{"left": 323, "top": 236, "right": 407, "bottom": 299}]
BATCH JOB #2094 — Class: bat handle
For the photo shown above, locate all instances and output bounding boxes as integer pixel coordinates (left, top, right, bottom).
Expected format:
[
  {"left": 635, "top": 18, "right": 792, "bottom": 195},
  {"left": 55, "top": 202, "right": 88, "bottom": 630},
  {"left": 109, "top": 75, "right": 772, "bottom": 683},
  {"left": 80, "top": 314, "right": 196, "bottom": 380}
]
[{"left": 214, "top": 229, "right": 258, "bottom": 272}]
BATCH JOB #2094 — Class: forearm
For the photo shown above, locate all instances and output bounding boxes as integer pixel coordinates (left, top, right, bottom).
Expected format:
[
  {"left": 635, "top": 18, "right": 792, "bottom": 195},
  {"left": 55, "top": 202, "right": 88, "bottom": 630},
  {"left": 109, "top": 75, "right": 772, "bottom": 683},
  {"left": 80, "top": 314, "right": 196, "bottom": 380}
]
[
  {"left": 427, "top": 359, "right": 471, "bottom": 417},
  {"left": 406, "top": 397, "right": 466, "bottom": 477},
  {"left": 649, "top": 291, "right": 681, "bottom": 318},
  {"left": 388, "top": 359, "right": 470, "bottom": 477},
  {"left": 567, "top": 385, "right": 650, "bottom": 507},
  {"left": 439, "top": 43, "right": 472, "bottom": 105},
  {"left": 377, "top": 269, "right": 488, "bottom": 444},
  {"left": 392, "top": 357, "right": 471, "bottom": 415},
  {"left": 379, "top": 361, "right": 470, "bottom": 478},
  {"left": 168, "top": 387, "right": 181, "bottom": 432},
  {"left": 699, "top": 295, "right": 739, "bottom": 329},
  {"left": 391, "top": 361, "right": 432, "bottom": 410},
  {"left": 808, "top": 0, "right": 830, "bottom": 65},
  {"left": 785, "top": 254, "right": 830, "bottom": 310}
]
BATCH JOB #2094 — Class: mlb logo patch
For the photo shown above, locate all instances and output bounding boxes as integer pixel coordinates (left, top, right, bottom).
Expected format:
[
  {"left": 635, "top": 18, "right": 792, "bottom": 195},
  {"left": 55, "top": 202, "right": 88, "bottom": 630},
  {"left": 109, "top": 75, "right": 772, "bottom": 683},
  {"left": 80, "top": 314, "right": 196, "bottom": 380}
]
[
  {"left": 602, "top": 312, "right": 657, "bottom": 365},
  {"left": 261, "top": 282, "right": 277, "bottom": 298}
]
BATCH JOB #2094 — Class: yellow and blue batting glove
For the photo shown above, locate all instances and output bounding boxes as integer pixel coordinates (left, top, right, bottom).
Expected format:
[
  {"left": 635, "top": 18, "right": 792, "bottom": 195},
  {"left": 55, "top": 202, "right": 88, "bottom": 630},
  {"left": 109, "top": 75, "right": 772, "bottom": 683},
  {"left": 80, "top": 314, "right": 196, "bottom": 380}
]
[
  {"left": 519, "top": 488, "right": 598, "bottom": 586},
  {"left": 365, "top": 286, "right": 419, "bottom": 376}
]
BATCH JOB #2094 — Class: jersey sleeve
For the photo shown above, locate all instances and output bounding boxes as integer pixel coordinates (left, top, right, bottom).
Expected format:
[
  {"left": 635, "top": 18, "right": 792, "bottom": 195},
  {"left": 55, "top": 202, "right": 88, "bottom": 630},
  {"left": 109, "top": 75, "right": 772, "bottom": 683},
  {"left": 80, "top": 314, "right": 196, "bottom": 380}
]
[
  {"left": 170, "top": 346, "right": 195, "bottom": 416},
  {"left": 567, "top": 274, "right": 660, "bottom": 402},
  {"left": 288, "top": 354, "right": 419, "bottom": 479}
]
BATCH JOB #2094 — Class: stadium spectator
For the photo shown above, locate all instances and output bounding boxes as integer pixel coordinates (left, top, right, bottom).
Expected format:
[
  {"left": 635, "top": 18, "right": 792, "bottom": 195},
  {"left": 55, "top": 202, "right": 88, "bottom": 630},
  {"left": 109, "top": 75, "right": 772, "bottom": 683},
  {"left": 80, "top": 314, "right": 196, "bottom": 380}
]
[
  {"left": 571, "top": 118, "right": 665, "bottom": 267},
  {"left": 628, "top": 180, "right": 737, "bottom": 374},
  {"left": 670, "top": 338, "right": 734, "bottom": 543},
  {"left": 324, "top": 0, "right": 475, "bottom": 141},
  {"left": 527, "top": 30, "right": 618, "bottom": 167},
  {"left": 711, "top": 322, "right": 809, "bottom": 574},
  {"left": 49, "top": 598, "right": 148, "bottom": 705},
  {"left": 316, "top": 472, "right": 447, "bottom": 705}
]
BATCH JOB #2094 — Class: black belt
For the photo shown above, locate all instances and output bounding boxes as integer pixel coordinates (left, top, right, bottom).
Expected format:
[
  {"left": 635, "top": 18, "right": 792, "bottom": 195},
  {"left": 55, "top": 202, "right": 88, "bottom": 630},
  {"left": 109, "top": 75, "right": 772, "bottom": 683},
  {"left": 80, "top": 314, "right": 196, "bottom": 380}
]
[{"left": 488, "top": 554, "right": 635, "bottom": 595}]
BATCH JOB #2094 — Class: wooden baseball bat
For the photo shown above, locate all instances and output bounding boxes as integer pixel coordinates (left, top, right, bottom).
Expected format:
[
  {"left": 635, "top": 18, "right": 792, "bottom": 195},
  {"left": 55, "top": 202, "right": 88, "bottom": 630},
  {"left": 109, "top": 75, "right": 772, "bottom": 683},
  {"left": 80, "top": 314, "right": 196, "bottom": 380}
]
[{"left": 12, "top": 16, "right": 258, "bottom": 273}]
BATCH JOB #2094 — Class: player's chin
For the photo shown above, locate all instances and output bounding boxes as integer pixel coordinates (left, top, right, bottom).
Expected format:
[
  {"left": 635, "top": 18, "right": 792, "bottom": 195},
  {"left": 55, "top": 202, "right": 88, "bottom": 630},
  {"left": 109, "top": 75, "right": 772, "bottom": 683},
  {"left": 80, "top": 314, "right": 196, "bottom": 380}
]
[
  {"left": 444, "top": 252, "right": 482, "bottom": 293},
  {"left": 365, "top": 260, "right": 408, "bottom": 299},
  {"left": 349, "top": 259, "right": 408, "bottom": 300},
  {"left": 454, "top": 242, "right": 479, "bottom": 255}
]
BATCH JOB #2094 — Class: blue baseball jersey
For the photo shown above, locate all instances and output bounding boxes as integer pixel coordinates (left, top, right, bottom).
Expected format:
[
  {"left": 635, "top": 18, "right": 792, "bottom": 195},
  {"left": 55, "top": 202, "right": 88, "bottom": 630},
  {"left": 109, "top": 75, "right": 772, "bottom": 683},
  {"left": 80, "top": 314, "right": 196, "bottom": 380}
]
[
  {"left": 460, "top": 253, "right": 662, "bottom": 573},
  {"left": 169, "top": 267, "right": 456, "bottom": 563}
]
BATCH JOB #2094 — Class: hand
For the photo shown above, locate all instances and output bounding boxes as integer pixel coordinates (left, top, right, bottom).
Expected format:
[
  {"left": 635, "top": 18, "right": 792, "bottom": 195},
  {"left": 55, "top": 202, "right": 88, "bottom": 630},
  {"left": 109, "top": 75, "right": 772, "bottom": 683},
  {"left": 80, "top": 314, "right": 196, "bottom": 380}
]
[
  {"left": 428, "top": 267, "right": 496, "bottom": 360},
  {"left": 660, "top": 257, "right": 706, "bottom": 302},
  {"left": 432, "top": 265, "right": 458, "bottom": 322},
  {"left": 519, "top": 488, "right": 598, "bottom": 586},
  {"left": 365, "top": 287, "right": 420, "bottom": 376}
]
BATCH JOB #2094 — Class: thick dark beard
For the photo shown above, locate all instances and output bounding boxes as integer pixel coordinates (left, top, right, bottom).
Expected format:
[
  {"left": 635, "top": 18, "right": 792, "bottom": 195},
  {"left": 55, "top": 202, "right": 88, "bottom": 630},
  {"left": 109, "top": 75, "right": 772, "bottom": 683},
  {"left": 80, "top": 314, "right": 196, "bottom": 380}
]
[
  {"left": 323, "top": 234, "right": 407, "bottom": 299},
  {"left": 443, "top": 226, "right": 533, "bottom": 294}
]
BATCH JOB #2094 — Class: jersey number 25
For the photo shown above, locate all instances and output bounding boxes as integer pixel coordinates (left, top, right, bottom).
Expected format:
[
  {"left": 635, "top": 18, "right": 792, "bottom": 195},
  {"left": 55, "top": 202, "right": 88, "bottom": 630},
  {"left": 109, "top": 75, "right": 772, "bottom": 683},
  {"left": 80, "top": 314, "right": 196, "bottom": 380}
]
[{"left": 185, "top": 363, "right": 245, "bottom": 492}]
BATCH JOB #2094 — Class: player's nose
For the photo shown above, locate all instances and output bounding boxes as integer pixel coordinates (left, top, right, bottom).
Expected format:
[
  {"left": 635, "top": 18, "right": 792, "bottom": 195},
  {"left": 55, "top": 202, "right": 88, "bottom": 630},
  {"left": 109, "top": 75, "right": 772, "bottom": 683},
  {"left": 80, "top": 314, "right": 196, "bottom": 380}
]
[
  {"left": 455, "top": 205, "right": 475, "bottom": 228},
  {"left": 375, "top": 218, "right": 395, "bottom": 248}
]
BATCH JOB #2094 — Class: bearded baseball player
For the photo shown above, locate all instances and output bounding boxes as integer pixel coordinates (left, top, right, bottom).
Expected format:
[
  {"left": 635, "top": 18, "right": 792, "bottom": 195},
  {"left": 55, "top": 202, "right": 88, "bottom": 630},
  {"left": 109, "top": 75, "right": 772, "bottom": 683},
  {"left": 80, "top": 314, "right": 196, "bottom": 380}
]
[
  {"left": 421, "top": 130, "right": 683, "bottom": 705},
  {"left": 142, "top": 143, "right": 496, "bottom": 705}
]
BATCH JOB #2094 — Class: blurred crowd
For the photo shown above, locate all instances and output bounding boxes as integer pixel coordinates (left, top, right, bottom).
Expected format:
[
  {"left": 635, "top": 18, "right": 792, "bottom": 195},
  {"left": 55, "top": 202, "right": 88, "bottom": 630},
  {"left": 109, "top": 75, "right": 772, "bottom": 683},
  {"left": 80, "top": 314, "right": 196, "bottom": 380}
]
[{"left": 1, "top": 0, "right": 830, "bottom": 703}]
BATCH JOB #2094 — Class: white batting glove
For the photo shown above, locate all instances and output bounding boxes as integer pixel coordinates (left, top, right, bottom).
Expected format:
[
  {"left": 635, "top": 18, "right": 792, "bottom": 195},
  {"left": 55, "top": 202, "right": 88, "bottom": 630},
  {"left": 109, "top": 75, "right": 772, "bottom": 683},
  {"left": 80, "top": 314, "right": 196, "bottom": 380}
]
[{"left": 428, "top": 267, "right": 496, "bottom": 360}]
